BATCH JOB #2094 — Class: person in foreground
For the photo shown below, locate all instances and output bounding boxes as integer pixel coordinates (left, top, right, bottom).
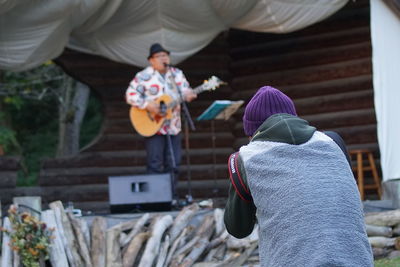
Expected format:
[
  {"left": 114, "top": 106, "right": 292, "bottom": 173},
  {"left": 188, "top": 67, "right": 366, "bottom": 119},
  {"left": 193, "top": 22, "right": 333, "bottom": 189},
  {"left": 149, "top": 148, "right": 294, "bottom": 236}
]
[{"left": 224, "top": 86, "right": 373, "bottom": 267}]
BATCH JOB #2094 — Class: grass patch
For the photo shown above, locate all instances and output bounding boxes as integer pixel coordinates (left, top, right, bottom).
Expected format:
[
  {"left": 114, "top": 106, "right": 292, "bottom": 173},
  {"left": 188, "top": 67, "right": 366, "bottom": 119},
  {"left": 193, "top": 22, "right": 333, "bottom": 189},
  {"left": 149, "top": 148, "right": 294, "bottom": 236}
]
[{"left": 375, "top": 257, "right": 400, "bottom": 267}]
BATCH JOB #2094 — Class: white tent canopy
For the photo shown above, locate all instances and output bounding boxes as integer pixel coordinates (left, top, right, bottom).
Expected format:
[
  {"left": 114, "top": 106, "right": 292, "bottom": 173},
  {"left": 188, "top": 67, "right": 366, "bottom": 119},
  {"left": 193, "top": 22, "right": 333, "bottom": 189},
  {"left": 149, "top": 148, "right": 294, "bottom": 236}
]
[
  {"left": 0, "top": 0, "right": 348, "bottom": 71},
  {"left": 370, "top": 0, "right": 400, "bottom": 181}
]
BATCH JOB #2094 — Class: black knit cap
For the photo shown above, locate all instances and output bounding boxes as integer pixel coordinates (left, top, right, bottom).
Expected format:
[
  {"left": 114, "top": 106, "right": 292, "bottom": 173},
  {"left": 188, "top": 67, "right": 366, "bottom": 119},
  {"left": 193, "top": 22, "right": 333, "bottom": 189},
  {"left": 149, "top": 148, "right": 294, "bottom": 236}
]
[{"left": 148, "top": 43, "right": 170, "bottom": 59}]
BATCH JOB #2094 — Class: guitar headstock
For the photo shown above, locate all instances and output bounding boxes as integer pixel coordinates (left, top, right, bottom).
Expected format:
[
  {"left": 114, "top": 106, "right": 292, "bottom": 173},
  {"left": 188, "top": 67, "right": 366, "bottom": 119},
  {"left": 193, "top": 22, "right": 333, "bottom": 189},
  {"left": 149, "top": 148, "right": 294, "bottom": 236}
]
[{"left": 202, "top": 76, "right": 226, "bottom": 91}]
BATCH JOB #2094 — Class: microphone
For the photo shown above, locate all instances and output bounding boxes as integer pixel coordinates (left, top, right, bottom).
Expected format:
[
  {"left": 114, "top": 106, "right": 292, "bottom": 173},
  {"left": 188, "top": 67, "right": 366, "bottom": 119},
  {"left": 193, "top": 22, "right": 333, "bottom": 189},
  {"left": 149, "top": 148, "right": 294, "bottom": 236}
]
[{"left": 164, "top": 63, "right": 173, "bottom": 68}]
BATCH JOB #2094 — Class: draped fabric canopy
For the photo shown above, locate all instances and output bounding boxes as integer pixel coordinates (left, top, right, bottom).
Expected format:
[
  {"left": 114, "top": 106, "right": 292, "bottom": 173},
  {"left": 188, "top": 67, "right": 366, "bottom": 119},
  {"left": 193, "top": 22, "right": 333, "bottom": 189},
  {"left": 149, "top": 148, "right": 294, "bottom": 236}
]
[
  {"left": 0, "top": 0, "right": 348, "bottom": 71},
  {"left": 370, "top": 0, "right": 400, "bottom": 181}
]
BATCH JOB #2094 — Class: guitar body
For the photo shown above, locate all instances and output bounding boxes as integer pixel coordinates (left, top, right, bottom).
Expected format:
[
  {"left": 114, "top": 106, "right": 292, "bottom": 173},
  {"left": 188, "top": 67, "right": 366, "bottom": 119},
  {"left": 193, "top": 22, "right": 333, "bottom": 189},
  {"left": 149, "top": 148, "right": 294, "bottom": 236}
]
[
  {"left": 129, "top": 75, "right": 225, "bottom": 137},
  {"left": 130, "top": 94, "right": 174, "bottom": 137}
]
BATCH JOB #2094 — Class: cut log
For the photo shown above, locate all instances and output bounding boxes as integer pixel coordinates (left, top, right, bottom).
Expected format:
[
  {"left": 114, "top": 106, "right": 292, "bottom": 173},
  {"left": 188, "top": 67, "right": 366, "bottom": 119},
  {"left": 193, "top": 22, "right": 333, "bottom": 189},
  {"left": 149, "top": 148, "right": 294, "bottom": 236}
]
[
  {"left": 138, "top": 215, "right": 173, "bottom": 267},
  {"left": 169, "top": 203, "right": 199, "bottom": 242},
  {"left": 78, "top": 217, "right": 91, "bottom": 248},
  {"left": 227, "top": 236, "right": 252, "bottom": 249},
  {"left": 365, "top": 209, "right": 400, "bottom": 226},
  {"left": 120, "top": 213, "right": 150, "bottom": 248},
  {"left": 366, "top": 224, "right": 392, "bottom": 237},
  {"left": 192, "top": 263, "right": 220, "bottom": 267},
  {"left": 49, "top": 200, "right": 84, "bottom": 267},
  {"left": 164, "top": 227, "right": 188, "bottom": 267},
  {"left": 1, "top": 217, "right": 12, "bottom": 267},
  {"left": 41, "top": 210, "right": 69, "bottom": 267},
  {"left": 122, "top": 232, "right": 149, "bottom": 267},
  {"left": 110, "top": 217, "right": 142, "bottom": 232},
  {"left": 13, "top": 251, "right": 19, "bottom": 267},
  {"left": 91, "top": 216, "right": 107, "bottom": 267},
  {"left": 210, "top": 243, "right": 227, "bottom": 262},
  {"left": 68, "top": 213, "right": 92, "bottom": 267},
  {"left": 213, "top": 208, "right": 225, "bottom": 236},
  {"left": 228, "top": 241, "right": 258, "bottom": 266},
  {"left": 13, "top": 196, "right": 41, "bottom": 218},
  {"left": 388, "top": 250, "right": 400, "bottom": 259},
  {"left": 392, "top": 224, "right": 400, "bottom": 236},
  {"left": 155, "top": 235, "right": 170, "bottom": 267},
  {"left": 372, "top": 247, "right": 391, "bottom": 259},
  {"left": 173, "top": 236, "right": 200, "bottom": 259},
  {"left": 179, "top": 215, "right": 215, "bottom": 267},
  {"left": 207, "top": 230, "right": 229, "bottom": 250},
  {"left": 226, "top": 225, "right": 259, "bottom": 249},
  {"left": 119, "top": 232, "right": 127, "bottom": 246},
  {"left": 106, "top": 228, "right": 123, "bottom": 267},
  {"left": 368, "top": 236, "right": 400, "bottom": 248}
]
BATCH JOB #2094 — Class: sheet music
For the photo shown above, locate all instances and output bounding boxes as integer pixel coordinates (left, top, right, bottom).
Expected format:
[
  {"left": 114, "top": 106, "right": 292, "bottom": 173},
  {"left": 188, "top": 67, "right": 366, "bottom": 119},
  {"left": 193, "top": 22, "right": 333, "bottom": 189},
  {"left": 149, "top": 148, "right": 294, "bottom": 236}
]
[{"left": 196, "top": 100, "right": 244, "bottom": 121}]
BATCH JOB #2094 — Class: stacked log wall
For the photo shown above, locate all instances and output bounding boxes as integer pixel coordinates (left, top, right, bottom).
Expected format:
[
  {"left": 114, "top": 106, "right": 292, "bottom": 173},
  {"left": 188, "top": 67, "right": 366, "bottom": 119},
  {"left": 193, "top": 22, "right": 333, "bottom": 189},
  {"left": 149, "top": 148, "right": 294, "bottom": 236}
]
[
  {"left": 0, "top": 156, "right": 20, "bottom": 211},
  {"left": 229, "top": 0, "right": 380, "bottom": 198}
]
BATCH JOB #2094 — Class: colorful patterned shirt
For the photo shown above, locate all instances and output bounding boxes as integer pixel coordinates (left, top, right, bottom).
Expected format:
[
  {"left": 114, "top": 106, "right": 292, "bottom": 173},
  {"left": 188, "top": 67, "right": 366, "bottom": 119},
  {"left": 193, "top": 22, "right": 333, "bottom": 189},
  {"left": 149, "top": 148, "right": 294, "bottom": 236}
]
[{"left": 126, "top": 66, "right": 192, "bottom": 135}]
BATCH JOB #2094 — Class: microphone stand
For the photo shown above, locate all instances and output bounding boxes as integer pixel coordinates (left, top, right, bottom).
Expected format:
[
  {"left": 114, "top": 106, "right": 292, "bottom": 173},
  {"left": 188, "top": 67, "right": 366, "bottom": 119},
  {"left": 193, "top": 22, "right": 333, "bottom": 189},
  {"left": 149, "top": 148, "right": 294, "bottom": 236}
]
[{"left": 166, "top": 64, "right": 195, "bottom": 204}]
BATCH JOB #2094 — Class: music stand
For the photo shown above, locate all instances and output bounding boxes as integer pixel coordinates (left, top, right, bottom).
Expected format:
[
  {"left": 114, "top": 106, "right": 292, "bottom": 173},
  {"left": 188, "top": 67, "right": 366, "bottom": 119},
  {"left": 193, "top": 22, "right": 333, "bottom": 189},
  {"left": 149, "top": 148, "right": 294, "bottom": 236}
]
[{"left": 196, "top": 100, "right": 244, "bottom": 195}]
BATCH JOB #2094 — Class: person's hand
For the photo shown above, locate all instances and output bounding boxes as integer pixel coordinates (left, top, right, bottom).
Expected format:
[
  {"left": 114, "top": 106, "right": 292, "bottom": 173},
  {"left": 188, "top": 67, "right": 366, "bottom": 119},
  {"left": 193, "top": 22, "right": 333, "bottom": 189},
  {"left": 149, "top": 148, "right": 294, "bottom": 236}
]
[
  {"left": 146, "top": 101, "right": 160, "bottom": 114},
  {"left": 185, "top": 90, "right": 197, "bottom": 102}
]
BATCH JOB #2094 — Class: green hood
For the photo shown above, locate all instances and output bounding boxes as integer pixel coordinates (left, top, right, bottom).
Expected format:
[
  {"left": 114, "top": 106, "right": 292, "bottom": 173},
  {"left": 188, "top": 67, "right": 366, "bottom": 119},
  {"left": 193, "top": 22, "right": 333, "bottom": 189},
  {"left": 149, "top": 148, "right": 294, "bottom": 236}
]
[{"left": 251, "top": 113, "right": 316, "bottom": 145}]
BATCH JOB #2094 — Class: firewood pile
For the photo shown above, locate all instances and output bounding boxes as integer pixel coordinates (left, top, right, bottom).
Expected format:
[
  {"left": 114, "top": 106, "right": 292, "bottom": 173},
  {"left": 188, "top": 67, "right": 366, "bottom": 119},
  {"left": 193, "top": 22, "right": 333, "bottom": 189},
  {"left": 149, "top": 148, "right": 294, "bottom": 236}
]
[
  {"left": 365, "top": 209, "right": 400, "bottom": 259},
  {"left": 1, "top": 200, "right": 260, "bottom": 267},
  {"left": 4, "top": 199, "right": 400, "bottom": 266}
]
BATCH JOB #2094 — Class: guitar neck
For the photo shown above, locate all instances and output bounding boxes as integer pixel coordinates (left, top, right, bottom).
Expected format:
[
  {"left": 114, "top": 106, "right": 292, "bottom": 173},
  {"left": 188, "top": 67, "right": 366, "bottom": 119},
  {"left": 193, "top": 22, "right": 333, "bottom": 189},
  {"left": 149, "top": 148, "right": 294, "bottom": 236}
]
[
  {"left": 165, "top": 83, "right": 205, "bottom": 110},
  {"left": 192, "top": 84, "right": 206, "bottom": 95}
]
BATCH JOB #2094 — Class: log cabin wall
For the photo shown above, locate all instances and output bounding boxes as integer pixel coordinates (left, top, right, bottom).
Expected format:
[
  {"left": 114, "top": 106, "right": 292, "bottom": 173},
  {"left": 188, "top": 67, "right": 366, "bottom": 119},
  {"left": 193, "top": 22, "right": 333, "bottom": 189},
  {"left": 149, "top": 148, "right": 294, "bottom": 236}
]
[
  {"left": 39, "top": 36, "right": 234, "bottom": 212},
  {"left": 229, "top": 0, "right": 379, "bottom": 197},
  {"left": 37, "top": 0, "right": 378, "bottom": 212}
]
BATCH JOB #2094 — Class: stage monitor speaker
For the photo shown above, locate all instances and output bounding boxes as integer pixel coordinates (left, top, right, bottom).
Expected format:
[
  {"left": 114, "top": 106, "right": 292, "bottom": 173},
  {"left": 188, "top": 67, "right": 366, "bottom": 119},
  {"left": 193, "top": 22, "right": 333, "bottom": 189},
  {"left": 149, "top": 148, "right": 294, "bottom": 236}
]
[{"left": 108, "top": 173, "right": 172, "bottom": 213}]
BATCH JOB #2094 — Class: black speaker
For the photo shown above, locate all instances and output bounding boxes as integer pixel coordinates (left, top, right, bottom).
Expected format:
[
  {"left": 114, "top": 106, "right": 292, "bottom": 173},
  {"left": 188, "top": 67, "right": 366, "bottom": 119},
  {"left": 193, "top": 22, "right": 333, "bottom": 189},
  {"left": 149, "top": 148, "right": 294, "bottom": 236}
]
[{"left": 108, "top": 173, "right": 173, "bottom": 213}]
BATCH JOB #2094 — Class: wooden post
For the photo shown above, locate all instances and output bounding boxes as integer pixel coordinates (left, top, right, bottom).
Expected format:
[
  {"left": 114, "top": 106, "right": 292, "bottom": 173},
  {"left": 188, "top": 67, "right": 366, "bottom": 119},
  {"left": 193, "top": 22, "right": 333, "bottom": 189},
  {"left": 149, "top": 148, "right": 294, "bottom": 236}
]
[
  {"left": 49, "top": 200, "right": 84, "bottom": 267},
  {"left": 13, "top": 196, "right": 41, "bottom": 218},
  {"left": 41, "top": 210, "right": 69, "bottom": 267},
  {"left": 91, "top": 217, "right": 107, "bottom": 267},
  {"left": 106, "top": 228, "right": 123, "bottom": 267},
  {"left": 169, "top": 203, "right": 199, "bottom": 243},
  {"left": 1, "top": 217, "right": 13, "bottom": 267},
  {"left": 138, "top": 215, "right": 174, "bottom": 267},
  {"left": 366, "top": 224, "right": 393, "bottom": 237},
  {"left": 122, "top": 232, "right": 149, "bottom": 267},
  {"left": 365, "top": 209, "right": 400, "bottom": 226},
  {"left": 120, "top": 213, "right": 150, "bottom": 248},
  {"left": 179, "top": 215, "right": 215, "bottom": 267},
  {"left": 68, "top": 213, "right": 93, "bottom": 267}
]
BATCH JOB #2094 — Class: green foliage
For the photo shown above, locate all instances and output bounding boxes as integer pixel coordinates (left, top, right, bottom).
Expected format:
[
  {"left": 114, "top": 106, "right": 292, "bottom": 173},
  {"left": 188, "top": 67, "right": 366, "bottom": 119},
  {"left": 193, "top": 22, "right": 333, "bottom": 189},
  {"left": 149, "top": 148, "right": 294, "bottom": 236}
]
[
  {"left": 0, "top": 123, "right": 20, "bottom": 154},
  {"left": 1, "top": 205, "right": 54, "bottom": 267},
  {"left": 1, "top": 63, "right": 103, "bottom": 186},
  {"left": 2, "top": 88, "right": 59, "bottom": 186},
  {"left": 80, "top": 93, "right": 103, "bottom": 148},
  {"left": 374, "top": 257, "right": 400, "bottom": 267}
]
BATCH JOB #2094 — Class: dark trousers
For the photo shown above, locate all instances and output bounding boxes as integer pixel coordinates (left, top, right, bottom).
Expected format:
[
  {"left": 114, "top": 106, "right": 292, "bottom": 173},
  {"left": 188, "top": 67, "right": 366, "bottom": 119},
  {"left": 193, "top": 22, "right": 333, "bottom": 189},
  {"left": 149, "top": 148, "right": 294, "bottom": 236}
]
[{"left": 145, "top": 133, "right": 182, "bottom": 198}]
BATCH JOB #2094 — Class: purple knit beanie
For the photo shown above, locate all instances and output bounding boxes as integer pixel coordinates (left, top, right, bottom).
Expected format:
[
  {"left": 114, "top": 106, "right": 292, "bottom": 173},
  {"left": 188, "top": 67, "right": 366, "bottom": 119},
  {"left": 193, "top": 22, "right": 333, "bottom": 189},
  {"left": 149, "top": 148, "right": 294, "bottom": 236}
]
[{"left": 243, "top": 86, "right": 297, "bottom": 136}]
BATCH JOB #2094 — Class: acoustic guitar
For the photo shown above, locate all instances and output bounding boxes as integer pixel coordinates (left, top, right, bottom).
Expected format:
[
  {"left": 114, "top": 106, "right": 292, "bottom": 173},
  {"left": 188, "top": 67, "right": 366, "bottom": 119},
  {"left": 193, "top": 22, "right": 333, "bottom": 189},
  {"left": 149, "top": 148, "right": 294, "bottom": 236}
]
[{"left": 130, "top": 76, "right": 225, "bottom": 137}]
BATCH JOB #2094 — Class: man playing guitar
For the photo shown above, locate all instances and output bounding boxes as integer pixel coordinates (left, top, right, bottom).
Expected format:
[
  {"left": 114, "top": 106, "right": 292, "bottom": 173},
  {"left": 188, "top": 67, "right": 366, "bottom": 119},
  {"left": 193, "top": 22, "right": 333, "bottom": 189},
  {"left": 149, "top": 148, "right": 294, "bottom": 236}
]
[{"left": 125, "top": 43, "right": 197, "bottom": 201}]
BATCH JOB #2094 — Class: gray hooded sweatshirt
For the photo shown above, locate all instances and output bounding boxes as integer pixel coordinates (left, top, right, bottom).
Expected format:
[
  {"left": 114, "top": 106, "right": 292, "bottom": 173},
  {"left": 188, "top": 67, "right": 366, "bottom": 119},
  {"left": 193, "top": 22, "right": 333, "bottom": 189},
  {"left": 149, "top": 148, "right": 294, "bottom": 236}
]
[{"left": 224, "top": 114, "right": 373, "bottom": 267}]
